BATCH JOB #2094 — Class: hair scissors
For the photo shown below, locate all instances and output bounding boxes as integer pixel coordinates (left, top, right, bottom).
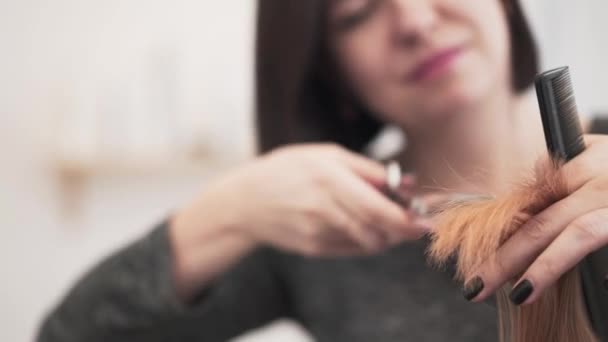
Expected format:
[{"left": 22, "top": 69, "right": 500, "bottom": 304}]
[{"left": 384, "top": 161, "right": 493, "bottom": 217}]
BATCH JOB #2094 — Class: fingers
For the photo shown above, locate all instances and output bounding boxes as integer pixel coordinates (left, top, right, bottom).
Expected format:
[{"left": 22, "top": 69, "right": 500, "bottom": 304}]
[
  {"left": 329, "top": 204, "right": 388, "bottom": 252},
  {"left": 465, "top": 187, "right": 605, "bottom": 303},
  {"left": 331, "top": 146, "right": 418, "bottom": 190},
  {"left": 294, "top": 230, "right": 368, "bottom": 258},
  {"left": 330, "top": 166, "right": 429, "bottom": 247},
  {"left": 561, "top": 137, "right": 608, "bottom": 191},
  {"left": 460, "top": 138, "right": 608, "bottom": 303},
  {"left": 317, "top": 233, "right": 372, "bottom": 257},
  {"left": 289, "top": 218, "right": 379, "bottom": 258},
  {"left": 510, "top": 208, "right": 608, "bottom": 305},
  {"left": 332, "top": 147, "right": 388, "bottom": 188},
  {"left": 289, "top": 144, "right": 428, "bottom": 256},
  {"left": 584, "top": 134, "right": 607, "bottom": 146},
  {"left": 291, "top": 192, "right": 388, "bottom": 254}
]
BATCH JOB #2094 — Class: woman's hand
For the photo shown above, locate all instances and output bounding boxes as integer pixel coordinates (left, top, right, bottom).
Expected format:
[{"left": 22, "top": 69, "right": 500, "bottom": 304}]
[
  {"left": 466, "top": 135, "right": 608, "bottom": 305},
  {"left": 178, "top": 144, "right": 427, "bottom": 258},
  {"left": 169, "top": 145, "right": 427, "bottom": 301},
  {"left": 170, "top": 144, "right": 429, "bottom": 300}
]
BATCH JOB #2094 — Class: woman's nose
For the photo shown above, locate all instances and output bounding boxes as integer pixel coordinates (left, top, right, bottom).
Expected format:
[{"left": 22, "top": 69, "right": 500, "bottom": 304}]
[{"left": 390, "top": 0, "right": 439, "bottom": 45}]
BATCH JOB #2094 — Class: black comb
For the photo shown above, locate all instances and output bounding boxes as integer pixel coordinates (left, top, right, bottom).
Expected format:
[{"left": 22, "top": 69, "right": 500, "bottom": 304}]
[
  {"left": 535, "top": 66, "right": 586, "bottom": 161},
  {"left": 535, "top": 67, "right": 608, "bottom": 340}
]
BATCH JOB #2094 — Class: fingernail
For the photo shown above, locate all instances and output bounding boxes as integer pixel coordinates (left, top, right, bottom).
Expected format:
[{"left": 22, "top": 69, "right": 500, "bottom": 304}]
[
  {"left": 604, "top": 275, "right": 608, "bottom": 291},
  {"left": 509, "top": 279, "right": 533, "bottom": 305},
  {"left": 463, "top": 276, "right": 484, "bottom": 301}
]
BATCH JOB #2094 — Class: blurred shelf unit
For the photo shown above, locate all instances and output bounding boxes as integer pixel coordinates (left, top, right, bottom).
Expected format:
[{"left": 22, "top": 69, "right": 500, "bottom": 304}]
[
  {"left": 54, "top": 153, "right": 230, "bottom": 179},
  {"left": 52, "top": 149, "right": 247, "bottom": 219}
]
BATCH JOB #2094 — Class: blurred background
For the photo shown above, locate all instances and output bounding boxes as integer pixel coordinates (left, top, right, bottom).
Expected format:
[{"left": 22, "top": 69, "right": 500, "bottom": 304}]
[{"left": 1, "top": 1, "right": 608, "bottom": 341}]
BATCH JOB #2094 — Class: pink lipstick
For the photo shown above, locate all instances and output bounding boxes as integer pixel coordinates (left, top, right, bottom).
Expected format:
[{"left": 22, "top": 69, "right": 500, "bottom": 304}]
[{"left": 408, "top": 47, "right": 463, "bottom": 83}]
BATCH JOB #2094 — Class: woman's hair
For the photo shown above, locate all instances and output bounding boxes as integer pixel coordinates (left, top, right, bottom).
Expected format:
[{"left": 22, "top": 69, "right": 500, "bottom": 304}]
[
  {"left": 255, "top": 0, "right": 539, "bottom": 153},
  {"left": 428, "top": 159, "right": 598, "bottom": 342}
]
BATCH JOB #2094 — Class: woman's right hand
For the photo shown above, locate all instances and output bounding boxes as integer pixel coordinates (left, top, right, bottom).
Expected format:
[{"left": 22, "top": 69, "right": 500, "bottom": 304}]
[
  {"left": 176, "top": 144, "right": 428, "bottom": 258},
  {"left": 170, "top": 144, "right": 429, "bottom": 300}
]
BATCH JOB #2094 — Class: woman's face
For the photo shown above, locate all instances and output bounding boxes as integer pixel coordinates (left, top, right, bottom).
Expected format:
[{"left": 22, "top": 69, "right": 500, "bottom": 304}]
[{"left": 328, "top": 0, "right": 512, "bottom": 129}]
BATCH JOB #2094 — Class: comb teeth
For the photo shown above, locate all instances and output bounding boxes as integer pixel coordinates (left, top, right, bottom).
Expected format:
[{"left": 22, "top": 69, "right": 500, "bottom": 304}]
[{"left": 535, "top": 66, "right": 586, "bottom": 161}]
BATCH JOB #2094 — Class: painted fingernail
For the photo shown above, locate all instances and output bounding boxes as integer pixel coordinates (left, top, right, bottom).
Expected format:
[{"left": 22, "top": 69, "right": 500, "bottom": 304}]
[
  {"left": 463, "top": 276, "right": 484, "bottom": 301},
  {"left": 604, "top": 275, "right": 608, "bottom": 291},
  {"left": 509, "top": 279, "right": 533, "bottom": 305}
]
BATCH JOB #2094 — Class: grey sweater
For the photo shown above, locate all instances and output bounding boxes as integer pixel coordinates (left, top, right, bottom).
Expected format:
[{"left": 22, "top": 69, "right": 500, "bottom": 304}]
[
  {"left": 37, "top": 223, "right": 496, "bottom": 342},
  {"left": 37, "top": 118, "right": 608, "bottom": 342}
]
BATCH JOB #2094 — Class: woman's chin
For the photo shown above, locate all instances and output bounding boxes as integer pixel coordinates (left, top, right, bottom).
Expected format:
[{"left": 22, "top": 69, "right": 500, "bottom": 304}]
[
  {"left": 411, "top": 73, "right": 491, "bottom": 116},
  {"left": 421, "top": 90, "right": 482, "bottom": 120},
  {"left": 377, "top": 79, "right": 494, "bottom": 128}
]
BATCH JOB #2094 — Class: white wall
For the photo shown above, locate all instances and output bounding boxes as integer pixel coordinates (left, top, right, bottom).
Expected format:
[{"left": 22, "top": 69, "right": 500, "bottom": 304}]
[
  {"left": 0, "top": 1, "right": 310, "bottom": 341},
  {"left": 2, "top": 1, "right": 608, "bottom": 342},
  {"left": 524, "top": 0, "right": 608, "bottom": 116}
]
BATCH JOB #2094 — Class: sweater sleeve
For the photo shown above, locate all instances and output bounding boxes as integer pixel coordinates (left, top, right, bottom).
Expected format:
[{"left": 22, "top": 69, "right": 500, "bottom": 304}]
[
  {"left": 589, "top": 116, "right": 608, "bottom": 135},
  {"left": 37, "top": 220, "right": 292, "bottom": 342}
]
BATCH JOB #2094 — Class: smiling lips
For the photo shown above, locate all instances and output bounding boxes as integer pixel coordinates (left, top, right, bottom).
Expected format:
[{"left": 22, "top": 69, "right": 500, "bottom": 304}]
[{"left": 408, "top": 47, "right": 464, "bottom": 83}]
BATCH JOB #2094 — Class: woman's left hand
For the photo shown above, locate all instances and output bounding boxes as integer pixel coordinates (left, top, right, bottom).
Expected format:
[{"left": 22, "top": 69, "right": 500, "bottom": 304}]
[{"left": 467, "top": 134, "right": 608, "bottom": 305}]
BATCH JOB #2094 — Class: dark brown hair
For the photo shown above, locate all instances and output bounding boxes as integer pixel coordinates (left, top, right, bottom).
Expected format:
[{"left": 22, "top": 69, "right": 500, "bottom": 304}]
[{"left": 255, "top": 0, "right": 539, "bottom": 153}]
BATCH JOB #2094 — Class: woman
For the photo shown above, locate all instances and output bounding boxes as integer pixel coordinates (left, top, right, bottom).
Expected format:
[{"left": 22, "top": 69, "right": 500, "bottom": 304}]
[{"left": 38, "top": 0, "right": 608, "bottom": 341}]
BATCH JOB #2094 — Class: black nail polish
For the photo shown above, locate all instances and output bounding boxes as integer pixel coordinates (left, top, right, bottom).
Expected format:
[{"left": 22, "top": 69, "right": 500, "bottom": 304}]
[
  {"left": 463, "top": 277, "right": 484, "bottom": 301},
  {"left": 510, "top": 279, "right": 534, "bottom": 305},
  {"left": 604, "top": 275, "right": 608, "bottom": 291}
]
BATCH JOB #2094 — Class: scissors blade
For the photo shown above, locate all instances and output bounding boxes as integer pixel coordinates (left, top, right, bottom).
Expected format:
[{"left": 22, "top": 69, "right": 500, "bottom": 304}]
[{"left": 394, "top": 192, "right": 495, "bottom": 217}]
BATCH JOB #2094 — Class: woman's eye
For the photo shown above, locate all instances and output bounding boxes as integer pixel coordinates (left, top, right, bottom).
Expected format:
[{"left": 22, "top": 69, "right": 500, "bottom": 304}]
[{"left": 332, "top": 0, "right": 382, "bottom": 32}]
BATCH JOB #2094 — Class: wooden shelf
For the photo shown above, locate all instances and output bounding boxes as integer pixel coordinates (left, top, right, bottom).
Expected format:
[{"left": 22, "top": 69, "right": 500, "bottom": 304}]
[
  {"left": 52, "top": 152, "right": 250, "bottom": 219},
  {"left": 55, "top": 156, "right": 229, "bottom": 178}
]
